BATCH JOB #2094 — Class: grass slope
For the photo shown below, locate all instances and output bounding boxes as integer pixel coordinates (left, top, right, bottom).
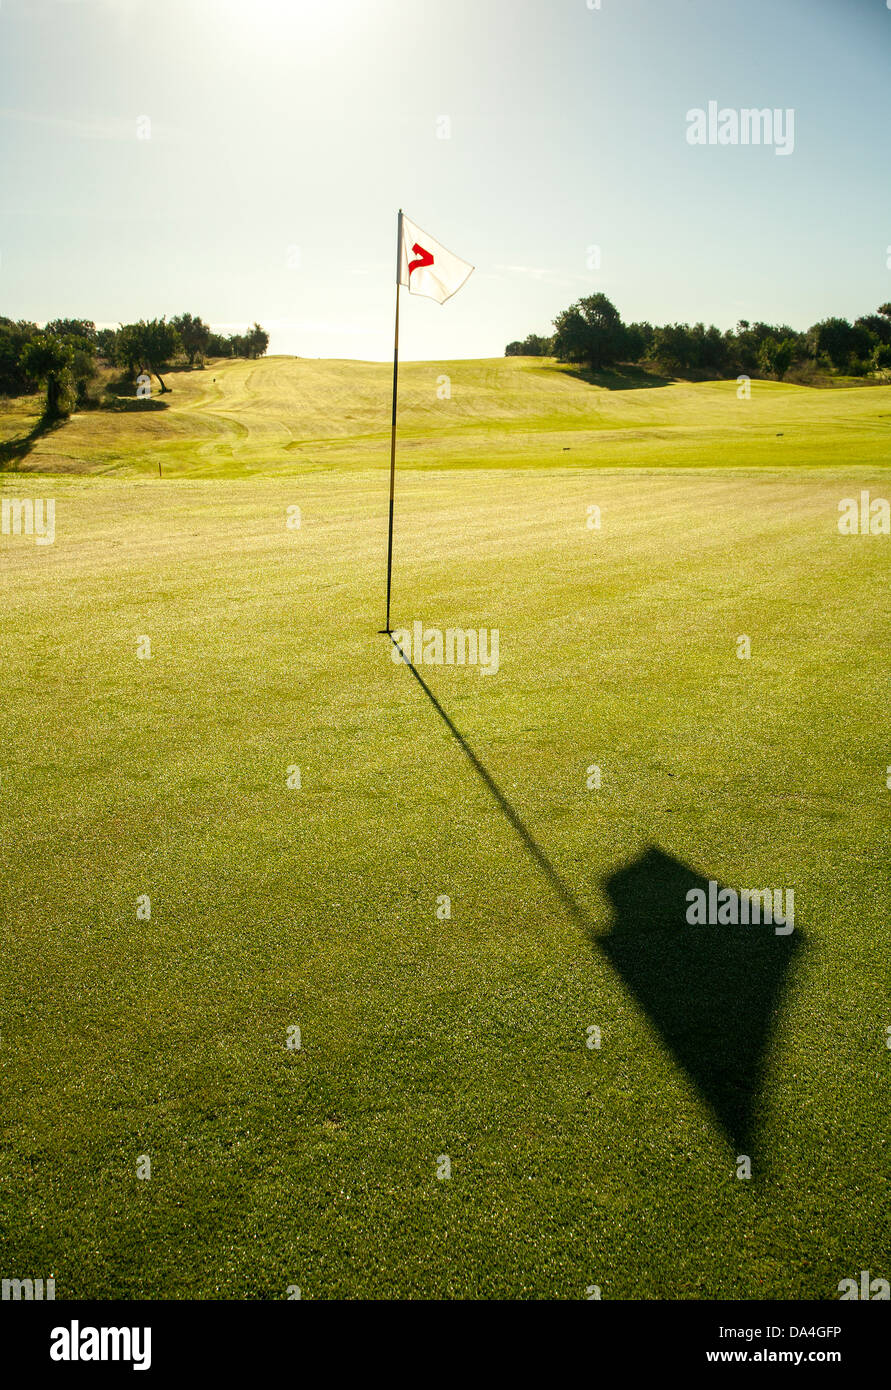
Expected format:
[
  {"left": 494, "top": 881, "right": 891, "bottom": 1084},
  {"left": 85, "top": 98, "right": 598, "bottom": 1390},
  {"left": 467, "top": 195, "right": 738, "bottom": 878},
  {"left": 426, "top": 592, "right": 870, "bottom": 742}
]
[
  {"left": 3, "top": 354, "right": 891, "bottom": 476},
  {"left": 0, "top": 450, "right": 888, "bottom": 1297}
]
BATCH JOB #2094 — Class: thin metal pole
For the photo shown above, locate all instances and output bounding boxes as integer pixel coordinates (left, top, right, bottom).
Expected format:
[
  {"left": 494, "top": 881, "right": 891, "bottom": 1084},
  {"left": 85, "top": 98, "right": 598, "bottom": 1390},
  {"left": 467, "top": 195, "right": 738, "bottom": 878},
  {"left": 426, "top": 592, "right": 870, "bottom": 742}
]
[{"left": 383, "top": 211, "right": 403, "bottom": 633}]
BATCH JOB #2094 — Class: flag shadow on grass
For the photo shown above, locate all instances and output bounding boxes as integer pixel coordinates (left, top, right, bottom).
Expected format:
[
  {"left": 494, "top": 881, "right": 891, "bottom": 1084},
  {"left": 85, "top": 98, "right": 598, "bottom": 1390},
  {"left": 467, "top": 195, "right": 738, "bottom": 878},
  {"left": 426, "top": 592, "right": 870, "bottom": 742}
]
[
  {"left": 395, "top": 640, "right": 802, "bottom": 1156},
  {"left": 601, "top": 848, "right": 802, "bottom": 1155}
]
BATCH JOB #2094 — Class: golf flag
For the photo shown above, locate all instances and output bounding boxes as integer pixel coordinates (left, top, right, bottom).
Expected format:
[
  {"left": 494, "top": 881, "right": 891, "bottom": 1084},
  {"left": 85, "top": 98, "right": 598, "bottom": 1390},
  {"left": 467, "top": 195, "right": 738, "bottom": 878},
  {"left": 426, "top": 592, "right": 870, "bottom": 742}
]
[
  {"left": 383, "top": 211, "right": 473, "bottom": 633},
  {"left": 397, "top": 212, "right": 474, "bottom": 305}
]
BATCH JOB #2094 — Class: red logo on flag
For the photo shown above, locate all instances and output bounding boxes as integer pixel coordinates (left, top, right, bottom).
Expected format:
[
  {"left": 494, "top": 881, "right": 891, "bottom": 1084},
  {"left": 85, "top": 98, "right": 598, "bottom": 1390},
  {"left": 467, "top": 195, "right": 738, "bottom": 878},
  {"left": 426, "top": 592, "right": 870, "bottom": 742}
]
[{"left": 408, "top": 243, "right": 434, "bottom": 276}]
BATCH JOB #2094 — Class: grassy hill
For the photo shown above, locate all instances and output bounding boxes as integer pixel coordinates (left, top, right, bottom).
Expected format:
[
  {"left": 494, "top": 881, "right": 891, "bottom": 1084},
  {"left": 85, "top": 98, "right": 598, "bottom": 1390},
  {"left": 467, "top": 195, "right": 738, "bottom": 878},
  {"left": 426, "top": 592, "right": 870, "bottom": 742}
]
[{"left": 3, "top": 354, "right": 891, "bottom": 475}]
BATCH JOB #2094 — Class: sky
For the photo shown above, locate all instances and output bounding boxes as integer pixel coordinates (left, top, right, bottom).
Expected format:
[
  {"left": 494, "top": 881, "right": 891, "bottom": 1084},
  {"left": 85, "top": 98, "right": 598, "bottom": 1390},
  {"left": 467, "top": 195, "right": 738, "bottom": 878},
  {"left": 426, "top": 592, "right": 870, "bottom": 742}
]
[{"left": 0, "top": 0, "right": 889, "bottom": 360}]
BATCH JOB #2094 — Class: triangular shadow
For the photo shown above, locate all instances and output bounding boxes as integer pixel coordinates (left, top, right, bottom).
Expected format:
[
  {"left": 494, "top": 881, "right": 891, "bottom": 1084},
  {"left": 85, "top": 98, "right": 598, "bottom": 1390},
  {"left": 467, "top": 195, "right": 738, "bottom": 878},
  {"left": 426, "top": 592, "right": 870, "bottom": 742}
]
[{"left": 600, "top": 847, "right": 802, "bottom": 1154}]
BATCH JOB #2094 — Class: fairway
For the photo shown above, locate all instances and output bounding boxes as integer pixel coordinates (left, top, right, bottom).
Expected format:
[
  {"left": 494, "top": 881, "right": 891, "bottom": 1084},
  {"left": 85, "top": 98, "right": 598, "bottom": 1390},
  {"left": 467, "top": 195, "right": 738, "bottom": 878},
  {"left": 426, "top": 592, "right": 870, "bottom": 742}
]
[
  {"left": 6, "top": 354, "right": 891, "bottom": 476},
  {"left": 1, "top": 418, "right": 888, "bottom": 1297}
]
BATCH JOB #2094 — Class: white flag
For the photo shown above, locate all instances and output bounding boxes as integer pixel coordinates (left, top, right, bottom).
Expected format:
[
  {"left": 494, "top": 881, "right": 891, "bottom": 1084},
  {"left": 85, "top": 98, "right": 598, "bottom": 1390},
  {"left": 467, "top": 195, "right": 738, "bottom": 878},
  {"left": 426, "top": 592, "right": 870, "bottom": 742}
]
[{"left": 397, "top": 213, "right": 474, "bottom": 305}]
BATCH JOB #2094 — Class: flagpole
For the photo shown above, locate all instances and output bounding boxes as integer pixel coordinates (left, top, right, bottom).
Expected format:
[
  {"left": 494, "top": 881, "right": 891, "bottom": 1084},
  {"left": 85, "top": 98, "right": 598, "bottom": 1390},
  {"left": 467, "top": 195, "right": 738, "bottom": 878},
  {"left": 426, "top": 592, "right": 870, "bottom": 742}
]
[{"left": 382, "top": 210, "right": 403, "bottom": 634}]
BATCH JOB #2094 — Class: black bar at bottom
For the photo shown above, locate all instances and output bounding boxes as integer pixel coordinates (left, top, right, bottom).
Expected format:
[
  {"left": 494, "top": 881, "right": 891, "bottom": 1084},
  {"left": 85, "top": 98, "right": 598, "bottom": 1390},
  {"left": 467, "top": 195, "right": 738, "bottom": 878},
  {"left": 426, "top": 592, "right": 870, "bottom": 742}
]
[{"left": 1, "top": 1298, "right": 884, "bottom": 1376}]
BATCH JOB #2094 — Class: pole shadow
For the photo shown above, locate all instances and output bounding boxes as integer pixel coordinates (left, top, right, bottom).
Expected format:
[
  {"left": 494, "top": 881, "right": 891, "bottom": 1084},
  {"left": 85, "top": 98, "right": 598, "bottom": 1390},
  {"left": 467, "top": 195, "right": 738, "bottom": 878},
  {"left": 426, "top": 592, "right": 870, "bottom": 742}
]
[
  {"left": 394, "top": 643, "right": 591, "bottom": 934},
  {"left": 393, "top": 640, "right": 803, "bottom": 1155}
]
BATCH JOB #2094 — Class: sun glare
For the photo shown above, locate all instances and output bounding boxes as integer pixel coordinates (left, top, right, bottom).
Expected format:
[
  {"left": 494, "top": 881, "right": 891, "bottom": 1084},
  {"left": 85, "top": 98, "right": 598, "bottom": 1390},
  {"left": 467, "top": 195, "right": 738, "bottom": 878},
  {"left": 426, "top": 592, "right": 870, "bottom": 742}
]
[{"left": 213, "top": 0, "right": 359, "bottom": 46}]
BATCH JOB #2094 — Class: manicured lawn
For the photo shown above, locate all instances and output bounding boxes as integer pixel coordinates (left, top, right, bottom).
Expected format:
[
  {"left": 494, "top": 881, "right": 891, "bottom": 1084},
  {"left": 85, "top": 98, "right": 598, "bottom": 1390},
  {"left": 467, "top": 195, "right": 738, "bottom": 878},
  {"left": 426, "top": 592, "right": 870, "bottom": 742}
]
[
  {"left": 1, "top": 364, "right": 888, "bottom": 1297},
  {"left": 5, "top": 354, "right": 891, "bottom": 476}
]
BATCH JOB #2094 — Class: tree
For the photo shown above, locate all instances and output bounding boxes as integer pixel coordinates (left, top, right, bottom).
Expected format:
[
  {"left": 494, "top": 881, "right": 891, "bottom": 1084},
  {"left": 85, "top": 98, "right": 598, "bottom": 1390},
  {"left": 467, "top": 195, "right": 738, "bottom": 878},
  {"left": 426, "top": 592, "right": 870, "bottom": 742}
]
[
  {"left": 854, "top": 313, "right": 891, "bottom": 347},
  {"left": 220, "top": 325, "right": 270, "bottom": 360},
  {"left": 67, "top": 335, "right": 98, "bottom": 405},
  {"left": 551, "top": 305, "right": 588, "bottom": 365},
  {"left": 650, "top": 323, "right": 696, "bottom": 374},
  {"left": 814, "top": 318, "right": 859, "bottom": 370},
  {"left": 141, "top": 318, "right": 180, "bottom": 390},
  {"left": 624, "top": 322, "right": 654, "bottom": 362},
  {"left": 700, "top": 323, "right": 731, "bottom": 373},
  {"left": 553, "top": 294, "right": 625, "bottom": 371},
  {"left": 811, "top": 318, "right": 878, "bottom": 372},
  {"left": 96, "top": 327, "right": 120, "bottom": 362},
  {"left": 773, "top": 338, "right": 796, "bottom": 381},
  {"left": 117, "top": 323, "right": 144, "bottom": 377},
  {"left": 504, "top": 333, "right": 552, "bottom": 357},
  {"left": 119, "top": 317, "right": 180, "bottom": 392},
  {"left": 757, "top": 336, "right": 795, "bottom": 381},
  {"left": 850, "top": 323, "right": 877, "bottom": 362},
  {"left": 0, "top": 317, "right": 39, "bottom": 396},
  {"left": 206, "top": 332, "right": 232, "bottom": 358},
  {"left": 20, "top": 333, "right": 74, "bottom": 418},
  {"left": 171, "top": 312, "right": 211, "bottom": 367},
  {"left": 732, "top": 322, "right": 760, "bottom": 374},
  {"left": 246, "top": 322, "right": 269, "bottom": 359},
  {"left": 45, "top": 318, "right": 97, "bottom": 344},
  {"left": 522, "top": 333, "right": 552, "bottom": 356},
  {"left": 43, "top": 321, "right": 99, "bottom": 403},
  {"left": 758, "top": 337, "right": 779, "bottom": 376}
]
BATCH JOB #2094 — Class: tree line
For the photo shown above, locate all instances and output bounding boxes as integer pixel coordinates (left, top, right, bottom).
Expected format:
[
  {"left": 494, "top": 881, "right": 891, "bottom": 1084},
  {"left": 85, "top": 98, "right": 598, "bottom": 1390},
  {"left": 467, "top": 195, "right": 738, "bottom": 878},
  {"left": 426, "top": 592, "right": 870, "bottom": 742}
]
[
  {"left": 0, "top": 313, "right": 269, "bottom": 419},
  {"left": 505, "top": 295, "right": 891, "bottom": 381}
]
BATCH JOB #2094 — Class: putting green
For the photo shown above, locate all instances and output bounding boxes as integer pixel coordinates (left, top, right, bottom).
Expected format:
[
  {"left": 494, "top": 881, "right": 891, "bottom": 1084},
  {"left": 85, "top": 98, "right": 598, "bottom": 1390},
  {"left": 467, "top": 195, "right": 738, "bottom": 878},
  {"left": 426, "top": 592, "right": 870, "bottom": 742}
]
[{"left": 0, "top": 452, "right": 887, "bottom": 1298}]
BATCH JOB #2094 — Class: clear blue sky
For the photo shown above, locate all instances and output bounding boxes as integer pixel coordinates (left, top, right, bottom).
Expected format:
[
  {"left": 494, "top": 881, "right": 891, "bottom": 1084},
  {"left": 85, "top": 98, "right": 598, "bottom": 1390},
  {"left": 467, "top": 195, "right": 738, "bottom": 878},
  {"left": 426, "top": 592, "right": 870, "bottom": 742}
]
[{"left": 1, "top": 0, "right": 888, "bottom": 360}]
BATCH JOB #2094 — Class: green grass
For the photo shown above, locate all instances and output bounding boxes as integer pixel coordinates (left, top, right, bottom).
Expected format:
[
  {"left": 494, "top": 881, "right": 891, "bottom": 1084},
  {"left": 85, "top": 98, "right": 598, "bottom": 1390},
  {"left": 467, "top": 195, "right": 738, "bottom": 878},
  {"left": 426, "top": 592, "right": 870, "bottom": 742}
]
[
  {"left": 4, "top": 353, "right": 891, "bottom": 475},
  {"left": 0, "top": 360, "right": 888, "bottom": 1298}
]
